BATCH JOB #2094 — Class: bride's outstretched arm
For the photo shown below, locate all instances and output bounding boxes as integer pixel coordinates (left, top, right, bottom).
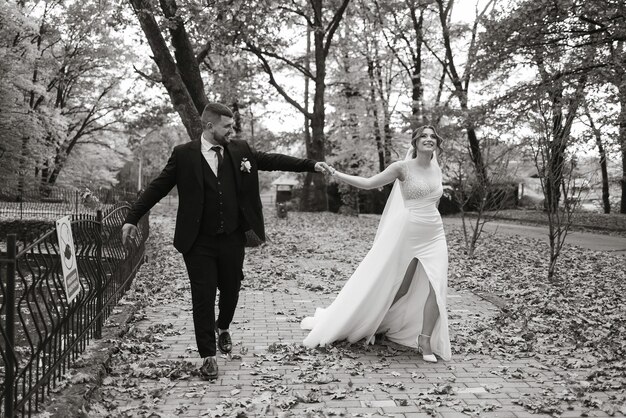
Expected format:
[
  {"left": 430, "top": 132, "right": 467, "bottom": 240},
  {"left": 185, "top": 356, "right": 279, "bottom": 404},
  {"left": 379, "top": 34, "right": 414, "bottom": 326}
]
[{"left": 332, "top": 161, "right": 403, "bottom": 190}]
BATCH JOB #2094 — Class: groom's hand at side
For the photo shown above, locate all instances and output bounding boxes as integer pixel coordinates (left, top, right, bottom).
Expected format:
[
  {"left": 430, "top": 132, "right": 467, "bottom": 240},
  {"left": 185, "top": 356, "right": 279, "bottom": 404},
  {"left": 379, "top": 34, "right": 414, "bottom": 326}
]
[
  {"left": 122, "top": 223, "right": 139, "bottom": 249},
  {"left": 315, "top": 162, "right": 333, "bottom": 175}
]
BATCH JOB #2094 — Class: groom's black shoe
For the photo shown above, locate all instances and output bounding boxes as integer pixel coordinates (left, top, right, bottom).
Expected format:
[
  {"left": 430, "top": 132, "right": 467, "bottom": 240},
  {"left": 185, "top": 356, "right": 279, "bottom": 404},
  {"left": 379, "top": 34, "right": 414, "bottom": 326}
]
[
  {"left": 217, "top": 330, "right": 232, "bottom": 354},
  {"left": 199, "top": 357, "right": 218, "bottom": 380}
]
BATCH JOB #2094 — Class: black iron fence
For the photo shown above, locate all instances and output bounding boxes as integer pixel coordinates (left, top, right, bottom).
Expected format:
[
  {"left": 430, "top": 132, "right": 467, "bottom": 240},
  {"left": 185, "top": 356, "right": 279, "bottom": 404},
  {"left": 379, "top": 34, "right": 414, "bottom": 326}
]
[
  {"left": 0, "top": 205, "right": 149, "bottom": 417},
  {"left": 0, "top": 186, "right": 138, "bottom": 220}
]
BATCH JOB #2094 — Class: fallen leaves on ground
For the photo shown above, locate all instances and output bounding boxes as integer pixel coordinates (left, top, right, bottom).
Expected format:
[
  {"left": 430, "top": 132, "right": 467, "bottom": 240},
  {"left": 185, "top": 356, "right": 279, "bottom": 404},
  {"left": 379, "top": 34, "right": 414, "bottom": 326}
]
[
  {"left": 83, "top": 204, "right": 625, "bottom": 417},
  {"left": 447, "top": 224, "right": 626, "bottom": 415}
]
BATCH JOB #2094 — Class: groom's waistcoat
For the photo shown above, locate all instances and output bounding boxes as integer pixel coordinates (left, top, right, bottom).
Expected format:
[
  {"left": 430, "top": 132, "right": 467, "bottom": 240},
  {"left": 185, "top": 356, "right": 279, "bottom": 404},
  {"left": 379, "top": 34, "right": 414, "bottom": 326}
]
[
  {"left": 123, "top": 139, "right": 318, "bottom": 254},
  {"left": 199, "top": 149, "right": 240, "bottom": 236}
]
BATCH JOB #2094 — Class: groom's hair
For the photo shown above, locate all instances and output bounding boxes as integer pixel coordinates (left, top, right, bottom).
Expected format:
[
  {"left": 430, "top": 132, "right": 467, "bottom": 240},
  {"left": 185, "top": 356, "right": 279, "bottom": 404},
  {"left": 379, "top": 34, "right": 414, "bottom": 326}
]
[{"left": 202, "top": 103, "right": 234, "bottom": 125}]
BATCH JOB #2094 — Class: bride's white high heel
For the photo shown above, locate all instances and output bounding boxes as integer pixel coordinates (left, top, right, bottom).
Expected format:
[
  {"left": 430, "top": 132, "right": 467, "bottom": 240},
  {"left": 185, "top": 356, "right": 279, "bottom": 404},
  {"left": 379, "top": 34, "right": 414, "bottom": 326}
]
[{"left": 417, "top": 334, "right": 437, "bottom": 363}]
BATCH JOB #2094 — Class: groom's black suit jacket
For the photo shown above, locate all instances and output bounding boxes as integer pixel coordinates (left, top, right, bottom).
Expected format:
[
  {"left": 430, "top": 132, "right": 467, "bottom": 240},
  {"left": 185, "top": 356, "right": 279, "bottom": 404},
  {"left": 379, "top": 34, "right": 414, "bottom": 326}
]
[{"left": 124, "top": 139, "right": 317, "bottom": 254}]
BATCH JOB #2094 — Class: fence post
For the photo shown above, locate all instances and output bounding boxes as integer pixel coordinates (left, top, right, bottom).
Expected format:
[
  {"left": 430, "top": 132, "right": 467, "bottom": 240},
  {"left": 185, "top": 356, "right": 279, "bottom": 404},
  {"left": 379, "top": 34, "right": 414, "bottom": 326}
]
[
  {"left": 95, "top": 210, "right": 103, "bottom": 339},
  {"left": 74, "top": 190, "right": 79, "bottom": 214},
  {"left": 4, "top": 234, "right": 17, "bottom": 417}
]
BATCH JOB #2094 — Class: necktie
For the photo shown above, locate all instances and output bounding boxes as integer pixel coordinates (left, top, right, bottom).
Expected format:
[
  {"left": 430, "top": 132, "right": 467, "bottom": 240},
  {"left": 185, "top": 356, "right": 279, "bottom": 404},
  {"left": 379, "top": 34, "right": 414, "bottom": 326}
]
[{"left": 211, "top": 146, "right": 223, "bottom": 173}]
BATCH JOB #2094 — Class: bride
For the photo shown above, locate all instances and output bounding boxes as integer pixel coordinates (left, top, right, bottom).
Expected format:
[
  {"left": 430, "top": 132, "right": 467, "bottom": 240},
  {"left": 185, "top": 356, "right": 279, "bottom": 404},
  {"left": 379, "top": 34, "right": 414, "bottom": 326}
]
[{"left": 301, "top": 125, "right": 451, "bottom": 362}]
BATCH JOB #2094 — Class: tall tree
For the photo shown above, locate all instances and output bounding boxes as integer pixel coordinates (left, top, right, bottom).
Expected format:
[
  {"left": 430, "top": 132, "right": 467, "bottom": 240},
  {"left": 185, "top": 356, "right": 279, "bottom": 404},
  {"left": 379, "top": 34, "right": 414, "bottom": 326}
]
[
  {"left": 335, "top": 0, "right": 397, "bottom": 173},
  {"left": 127, "top": 0, "right": 345, "bottom": 210},
  {"left": 0, "top": 1, "right": 46, "bottom": 192},
  {"left": 478, "top": 0, "right": 596, "bottom": 211},
  {"left": 582, "top": 100, "right": 612, "bottom": 214},
  {"left": 1, "top": 1, "right": 132, "bottom": 193},
  {"left": 579, "top": 0, "right": 626, "bottom": 213},
  {"left": 434, "top": 0, "right": 494, "bottom": 188},
  {"left": 372, "top": 0, "right": 427, "bottom": 128},
  {"left": 127, "top": 0, "right": 205, "bottom": 141},
  {"left": 242, "top": 0, "right": 351, "bottom": 211}
]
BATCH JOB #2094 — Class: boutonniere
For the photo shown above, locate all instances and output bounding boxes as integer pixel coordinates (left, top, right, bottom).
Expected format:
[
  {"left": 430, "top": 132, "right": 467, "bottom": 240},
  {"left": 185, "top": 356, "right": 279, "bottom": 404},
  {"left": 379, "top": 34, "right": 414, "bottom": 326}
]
[{"left": 240, "top": 158, "right": 252, "bottom": 173}]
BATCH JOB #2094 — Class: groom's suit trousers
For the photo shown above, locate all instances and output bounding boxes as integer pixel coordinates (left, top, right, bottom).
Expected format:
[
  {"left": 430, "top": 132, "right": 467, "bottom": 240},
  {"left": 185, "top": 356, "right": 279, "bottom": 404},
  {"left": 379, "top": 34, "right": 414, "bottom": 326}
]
[{"left": 182, "top": 230, "right": 246, "bottom": 357}]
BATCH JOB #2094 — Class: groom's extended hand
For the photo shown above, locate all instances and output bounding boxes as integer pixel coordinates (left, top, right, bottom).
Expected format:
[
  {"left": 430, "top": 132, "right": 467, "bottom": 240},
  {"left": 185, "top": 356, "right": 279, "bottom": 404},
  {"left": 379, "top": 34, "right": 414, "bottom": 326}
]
[
  {"left": 315, "top": 162, "right": 333, "bottom": 175},
  {"left": 121, "top": 223, "right": 139, "bottom": 249}
]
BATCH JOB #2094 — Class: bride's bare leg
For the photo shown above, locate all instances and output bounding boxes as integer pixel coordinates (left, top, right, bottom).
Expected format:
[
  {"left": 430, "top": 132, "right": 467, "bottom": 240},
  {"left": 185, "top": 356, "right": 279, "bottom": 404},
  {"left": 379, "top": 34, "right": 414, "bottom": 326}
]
[
  {"left": 391, "top": 258, "right": 418, "bottom": 305},
  {"left": 418, "top": 282, "right": 440, "bottom": 356},
  {"left": 391, "top": 260, "right": 440, "bottom": 357}
]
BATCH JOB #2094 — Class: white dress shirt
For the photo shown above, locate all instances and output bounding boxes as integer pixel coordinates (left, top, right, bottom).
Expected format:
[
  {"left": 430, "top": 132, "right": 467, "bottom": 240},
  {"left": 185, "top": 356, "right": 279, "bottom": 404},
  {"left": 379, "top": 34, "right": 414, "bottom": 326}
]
[{"left": 200, "top": 134, "right": 223, "bottom": 176}]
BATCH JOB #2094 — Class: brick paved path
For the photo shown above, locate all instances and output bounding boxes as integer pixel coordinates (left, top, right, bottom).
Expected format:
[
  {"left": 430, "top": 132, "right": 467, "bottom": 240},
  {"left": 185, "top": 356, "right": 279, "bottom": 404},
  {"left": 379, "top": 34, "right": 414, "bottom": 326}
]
[
  {"left": 80, "top": 203, "right": 616, "bottom": 418},
  {"left": 103, "top": 282, "right": 614, "bottom": 417}
]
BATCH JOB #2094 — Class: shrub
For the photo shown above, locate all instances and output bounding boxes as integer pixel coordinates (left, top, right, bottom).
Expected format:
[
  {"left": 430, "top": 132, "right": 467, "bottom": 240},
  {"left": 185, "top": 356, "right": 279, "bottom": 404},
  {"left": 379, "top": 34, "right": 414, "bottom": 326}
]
[
  {"left": 518, "top": 195, "right": 544, "bottom": 210},
  {"left": 0, "top": 219, "right": 55, "bottom": 245}
]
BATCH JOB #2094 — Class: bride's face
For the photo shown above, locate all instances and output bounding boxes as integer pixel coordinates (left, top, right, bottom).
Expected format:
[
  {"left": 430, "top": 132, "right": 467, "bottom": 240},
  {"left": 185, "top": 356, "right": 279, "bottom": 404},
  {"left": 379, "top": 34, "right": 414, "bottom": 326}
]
[{"left": 415, "top": 128, "right": 437, "bottom": 153}]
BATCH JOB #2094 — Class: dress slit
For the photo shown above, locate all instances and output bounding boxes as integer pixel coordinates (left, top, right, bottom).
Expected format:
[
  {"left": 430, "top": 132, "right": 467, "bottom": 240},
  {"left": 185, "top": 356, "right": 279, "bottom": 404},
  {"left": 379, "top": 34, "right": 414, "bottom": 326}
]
[
  {"left": 380, "top": 255, "right": 440, "bottom": 335},
  {"left": 391, "top": 257, "right": 419, "bottom": 306}
]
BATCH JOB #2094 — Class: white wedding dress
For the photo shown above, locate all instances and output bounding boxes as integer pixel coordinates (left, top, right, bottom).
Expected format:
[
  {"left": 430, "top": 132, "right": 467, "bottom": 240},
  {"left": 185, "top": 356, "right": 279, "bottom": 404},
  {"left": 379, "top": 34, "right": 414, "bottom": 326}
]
[{"left": 301, "top": 157, "right": 452, "bottom": 360}]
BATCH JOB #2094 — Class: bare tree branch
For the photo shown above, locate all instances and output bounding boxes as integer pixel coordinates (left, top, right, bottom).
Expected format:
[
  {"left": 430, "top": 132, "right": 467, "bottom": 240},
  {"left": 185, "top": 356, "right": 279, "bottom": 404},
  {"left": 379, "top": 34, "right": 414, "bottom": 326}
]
[
  {"left": 243, "top": 44, "right": 315, "bottom": 80},
  {"left": 462, "top": 0, "right": 496, "bottom": 91},
  {"left": 279, "top": 5, "right": 314, "bottom": 26},
  {"left": 159, "top": 0, "right": 208, "bottom": 114},
  {"left": 244, "top": 42, "right": 311, "bottom": 118},
  {"left": 323, "top": 0, "right": 351, "bottom": 58},
  {"left": 196, "top": 41, "right": 211, "bottom": 64},
  {"left": 133, "top": 64, "right": 162, "bottom": 83},
  {"left": 371, "top": 0, "right": 413, "bottom": 76}
]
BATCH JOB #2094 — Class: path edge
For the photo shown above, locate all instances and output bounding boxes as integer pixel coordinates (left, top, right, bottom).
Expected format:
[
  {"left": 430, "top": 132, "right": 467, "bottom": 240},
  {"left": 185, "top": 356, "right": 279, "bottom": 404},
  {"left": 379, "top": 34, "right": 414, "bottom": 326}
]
[{"left": 35, "top": 302, "right": 139, "bottom": 418}]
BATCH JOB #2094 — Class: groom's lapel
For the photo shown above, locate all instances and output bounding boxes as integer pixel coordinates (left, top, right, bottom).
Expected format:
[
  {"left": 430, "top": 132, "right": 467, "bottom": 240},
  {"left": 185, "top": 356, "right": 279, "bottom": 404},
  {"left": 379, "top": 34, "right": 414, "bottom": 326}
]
[
  {"left": 226, "top": 141, "right": 243, "bottom": 191},
  {"left": 190, "top": 140, "right": 205, "bottom": 190}
]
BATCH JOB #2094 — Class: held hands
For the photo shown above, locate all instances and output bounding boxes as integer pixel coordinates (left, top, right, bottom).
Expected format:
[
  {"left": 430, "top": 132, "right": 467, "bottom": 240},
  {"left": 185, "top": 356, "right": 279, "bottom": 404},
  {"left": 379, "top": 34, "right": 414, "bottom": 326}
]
[
  {"left": 121, "top": 223, "right": 139, "bottom": 249},
  {"left": 314, "top": 162, "right": 333, "bottom": 175},
  {"left": 314, "top": 162, "right": 337, "bottom": 176}
]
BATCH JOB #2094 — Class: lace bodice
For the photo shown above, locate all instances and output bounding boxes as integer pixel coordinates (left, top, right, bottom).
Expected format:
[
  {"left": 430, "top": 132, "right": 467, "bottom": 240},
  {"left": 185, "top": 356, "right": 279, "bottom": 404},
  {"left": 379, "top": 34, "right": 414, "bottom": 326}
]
[{"left": 399, "top": 161, "right": 442, "bottom": 201}]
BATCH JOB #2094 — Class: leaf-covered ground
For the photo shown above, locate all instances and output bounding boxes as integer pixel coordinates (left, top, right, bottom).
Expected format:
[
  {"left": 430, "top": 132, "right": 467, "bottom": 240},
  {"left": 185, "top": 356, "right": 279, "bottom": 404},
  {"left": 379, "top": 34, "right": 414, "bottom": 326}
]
[
  {"left": 73, "top": 202, "right": 625, "bottom": 417},
  {"left": 446, "top": 229, "right": 626, "bottom": 416}
]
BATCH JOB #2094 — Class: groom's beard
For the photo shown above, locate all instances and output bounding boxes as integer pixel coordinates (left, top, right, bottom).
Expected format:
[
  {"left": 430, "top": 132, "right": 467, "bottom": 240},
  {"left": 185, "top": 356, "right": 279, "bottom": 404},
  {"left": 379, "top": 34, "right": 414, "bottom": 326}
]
[{"left": 214, "top": 134, "right": 230, "bottom": 146}]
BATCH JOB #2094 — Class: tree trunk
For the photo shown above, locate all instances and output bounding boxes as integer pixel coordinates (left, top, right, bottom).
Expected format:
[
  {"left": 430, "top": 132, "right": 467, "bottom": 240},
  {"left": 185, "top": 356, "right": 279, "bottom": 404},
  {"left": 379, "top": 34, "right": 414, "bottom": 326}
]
[
  {"left": 301, "top": 25, "right": 314, "bottom": 211},
  {"left": 366, "top": 59, "right": 385, "bottom": 172},
  {"left": 243, "top": 0, "right": 349, "bottom": 210},
  {"left": 466, "top": 122, "right": 488, "bottom": 187},
  {"left": 128, "top": 0, "right": 203, "bottom": 141},
  {"left": 159, "top": 0, "right": 208, "bottom": 114},
  {"left": 547, "top": 72, "right": 587, "bottom": 213},
  {"left": 308, "top": 110, "right": 328, "bottom": 211},
  {"left": 39, "top": 158, "right": 51, "bottom": 196},
  {"left": 619, "top": 78, "right": 626, "bottom": 214},
  {"left": 304, "top": 22, "right": 329, "bottom": 211},
  {"left": 18, "top": 136, "right": 29, "bottom": 196},
  {"left": 409, "top": 3, "right": 424, "bottom": 127},
  {"left": 373, "top": 56, "right": 393, "bottom": 167},
  {"left": 598, "top": 137, "right": 612, "bottom": 214},
  {"left": 383, "top": 113, "right": 392, "bottom": 164},
  {"left": 232, "top": 100, "right": 242, "bottom": 134},
  {"left": 584, "top": 106, "right": 611, "bottom": 213},
  {"left": 437, "top": 0, "right": 488, "bottom": 186},
  {"left": 248, "top": 106, "right": 256, "bottom": 147}
]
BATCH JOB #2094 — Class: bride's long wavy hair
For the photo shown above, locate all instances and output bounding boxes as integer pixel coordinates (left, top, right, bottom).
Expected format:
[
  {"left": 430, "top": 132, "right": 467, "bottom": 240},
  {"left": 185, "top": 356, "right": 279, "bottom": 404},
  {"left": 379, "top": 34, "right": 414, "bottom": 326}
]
[{"left": 411, "top": 125, "right": 443, "bottom": 159}]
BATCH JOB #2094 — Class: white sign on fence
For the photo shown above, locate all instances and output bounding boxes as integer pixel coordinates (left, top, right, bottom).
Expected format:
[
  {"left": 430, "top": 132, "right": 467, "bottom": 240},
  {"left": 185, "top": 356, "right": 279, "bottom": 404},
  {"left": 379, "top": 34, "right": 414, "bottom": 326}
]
[{"left": 56, "top": 216, "right": 80, "bottom": 304}]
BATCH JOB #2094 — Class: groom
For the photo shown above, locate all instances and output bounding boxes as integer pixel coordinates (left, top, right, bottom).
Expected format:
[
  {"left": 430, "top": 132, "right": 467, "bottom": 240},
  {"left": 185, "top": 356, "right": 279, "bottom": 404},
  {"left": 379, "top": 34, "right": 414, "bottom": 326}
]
[{"left": 122, "top": 103, "right": 330, "bottom": 379}]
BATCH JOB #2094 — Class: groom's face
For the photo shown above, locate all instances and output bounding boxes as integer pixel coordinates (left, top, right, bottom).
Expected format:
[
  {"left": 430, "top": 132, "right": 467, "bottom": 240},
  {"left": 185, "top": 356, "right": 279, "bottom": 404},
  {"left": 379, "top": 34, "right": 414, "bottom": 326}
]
[{"left": 208, "top": 116, "right": 234, "bottom": 146}]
